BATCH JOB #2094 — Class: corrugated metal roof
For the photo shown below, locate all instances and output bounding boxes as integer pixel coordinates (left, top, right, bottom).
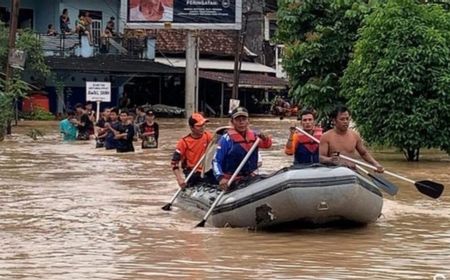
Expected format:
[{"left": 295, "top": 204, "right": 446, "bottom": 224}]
[
  {"left": 155, "top": 58, "right": 276, "bottom": 73},
  {"left": 199, "top": 70, "right": 288, "bottom": 90},
  {"left": 45, "top": 56, "right": 183, "bottom": 74}
]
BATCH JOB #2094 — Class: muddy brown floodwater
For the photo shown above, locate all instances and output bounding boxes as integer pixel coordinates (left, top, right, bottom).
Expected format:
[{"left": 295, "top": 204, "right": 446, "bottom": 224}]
[{"left": 1, "top": 119, "right": 449, "bottom": 279}]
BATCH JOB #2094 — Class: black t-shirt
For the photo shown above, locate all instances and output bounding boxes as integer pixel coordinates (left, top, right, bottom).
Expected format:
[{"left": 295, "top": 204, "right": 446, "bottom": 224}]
[{"left": 78, "top": 114, "right": 91, "bottom": 135}]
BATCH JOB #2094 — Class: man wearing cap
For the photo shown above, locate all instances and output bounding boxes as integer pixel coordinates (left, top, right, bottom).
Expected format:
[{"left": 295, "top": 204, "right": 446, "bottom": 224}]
[
  {"left": 171, "top": 113, "right": 213, "bottom": 188},
  {"left": 212, "top": 107, "right": 272, "bottom": 191}
]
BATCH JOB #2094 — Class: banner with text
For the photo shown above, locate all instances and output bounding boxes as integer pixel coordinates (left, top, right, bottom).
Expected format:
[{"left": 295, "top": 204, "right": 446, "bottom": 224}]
[{"left": 126, "top": 0, "right": 241, "bottom": 30}]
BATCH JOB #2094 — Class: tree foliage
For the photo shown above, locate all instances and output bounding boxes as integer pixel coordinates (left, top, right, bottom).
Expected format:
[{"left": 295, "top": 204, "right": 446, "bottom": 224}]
[
  {"left": 0, "top": 23, "right": 50, "bottom": 139},
  {"left": 341, "top": 0, "right": 450, "bottom": 160},
  {"left": 276, "top": 0, "right": 374, "bottom": 123}
]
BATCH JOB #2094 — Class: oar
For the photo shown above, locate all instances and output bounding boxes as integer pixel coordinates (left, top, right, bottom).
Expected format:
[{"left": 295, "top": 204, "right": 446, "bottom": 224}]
[
  {"left": 161, "top": 126, "right": 231, "bottom": 211},
  {"left": 355, "top": 165, "right": 398, "bottom": 195},
  {"left": 161, "top": 153, "right": 207, "bottom": 211},
  {"left": 294, "top": 127, "right": 399, "bottom": 196},
  {"left": 295, "top": 127, "right": 444, "bottom": 199},
  {"left": 196, "top": 137, "right": 261, "bottom": 227},
  {"left": 338, "top": 155, "right": 444, "bottom": 199}
]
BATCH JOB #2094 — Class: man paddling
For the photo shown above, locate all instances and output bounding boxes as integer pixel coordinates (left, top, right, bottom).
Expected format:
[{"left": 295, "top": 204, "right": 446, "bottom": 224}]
[
  {"left": 319, "top": 105, "right": 384, "bottom": 172},
  {"left": 212, "top": 107, "right": 272, "bottom": 191},
  {"left": 171, "top": 113, "right": 214, "bottom": 188},
  {"left": 285, "top": 109, "right": 322, "bottom": 164}
]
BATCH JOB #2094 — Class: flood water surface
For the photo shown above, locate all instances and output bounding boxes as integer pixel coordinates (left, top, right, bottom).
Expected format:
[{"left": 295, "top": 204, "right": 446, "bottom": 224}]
[{"left": 0, "top": 119, "right": 449, "bottom": 279}]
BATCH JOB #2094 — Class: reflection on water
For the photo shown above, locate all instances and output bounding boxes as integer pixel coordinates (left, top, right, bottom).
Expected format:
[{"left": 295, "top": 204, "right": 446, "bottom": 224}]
[{"left": 0, "top": 119, "right": 449, "bottom": 279}]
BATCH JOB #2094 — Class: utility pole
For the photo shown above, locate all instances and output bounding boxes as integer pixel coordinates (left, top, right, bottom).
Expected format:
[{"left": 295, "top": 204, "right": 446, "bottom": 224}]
[
  {"left": 231, "top": 30, "right": 241, "bottom": 100},
  {"left": 231, "top": 10, "right": 249, "bottom": 101},
  {"left": 5, "top": 0, "right": 20, "bottom": 135},
  {"left": 185, "top": 30, "right": 200, "bottom": 118}
]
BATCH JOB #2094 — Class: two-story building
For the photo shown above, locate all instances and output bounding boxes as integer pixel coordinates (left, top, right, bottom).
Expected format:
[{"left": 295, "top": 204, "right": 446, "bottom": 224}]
[{"left": 1, "top": 0, "right": 287, "bottom": 117}]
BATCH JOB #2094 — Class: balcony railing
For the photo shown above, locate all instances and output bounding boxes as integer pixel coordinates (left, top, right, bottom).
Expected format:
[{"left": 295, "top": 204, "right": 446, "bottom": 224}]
[{"left": 38, "top": 33, "right": 154, "bottom": 59}]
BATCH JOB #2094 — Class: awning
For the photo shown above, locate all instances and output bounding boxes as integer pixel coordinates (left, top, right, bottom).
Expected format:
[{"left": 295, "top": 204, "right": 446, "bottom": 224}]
[
  {"left": 155, "top": 58, "right": 277, "bottom": 74},
  {"left": 45, "top": 56, "right": 183, "bottom": 74},
  {"left": 199, "top": 70, "right": 288, "bottom": 90}
]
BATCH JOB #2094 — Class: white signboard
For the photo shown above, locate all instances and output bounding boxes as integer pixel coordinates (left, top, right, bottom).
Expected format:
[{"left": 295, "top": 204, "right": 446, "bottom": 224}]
[{"left": 86, "top": 82, "right": 111, "bottom": 102}]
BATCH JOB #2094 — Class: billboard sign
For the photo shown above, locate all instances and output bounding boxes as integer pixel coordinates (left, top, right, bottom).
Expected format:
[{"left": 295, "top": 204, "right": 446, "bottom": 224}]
[
  {"left": 86, "top": 82, "right": 111, "bottom": 102},
  {"left": 124, "top": 0, "right": 242, "bottom": 30}
]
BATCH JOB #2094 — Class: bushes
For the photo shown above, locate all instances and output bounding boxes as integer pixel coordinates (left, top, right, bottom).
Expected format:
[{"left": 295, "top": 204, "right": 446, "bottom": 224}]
[{"left": 20, "top": 107, "right": 55, "bottom": 121}]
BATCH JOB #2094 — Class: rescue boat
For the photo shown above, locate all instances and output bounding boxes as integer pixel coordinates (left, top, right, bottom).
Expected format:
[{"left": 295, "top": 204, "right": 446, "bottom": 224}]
[{"left": 175, "top": 165, "right": 383, "bottom": 228}]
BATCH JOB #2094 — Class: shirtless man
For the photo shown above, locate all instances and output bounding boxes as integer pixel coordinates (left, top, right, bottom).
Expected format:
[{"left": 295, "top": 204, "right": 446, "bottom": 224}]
[{"left": 319, "top": 105, "right": 384, "bottom": 172}]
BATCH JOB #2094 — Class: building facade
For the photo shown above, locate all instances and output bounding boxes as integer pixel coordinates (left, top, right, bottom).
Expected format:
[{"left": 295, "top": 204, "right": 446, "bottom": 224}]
[{"left": 0, "top": 0, "right": 287, "bottom": 116}]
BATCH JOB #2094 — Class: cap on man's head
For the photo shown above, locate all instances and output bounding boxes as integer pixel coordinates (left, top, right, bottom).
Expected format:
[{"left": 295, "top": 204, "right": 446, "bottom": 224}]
[
  {"left": 231, "top": 107, "right": 249, "bottom": 119},
  {"left": 146, "top": 110, "right": 154, "bottom": 116},
  {"left": 189, "top": 113, "right": 209, "bottom": 127}
]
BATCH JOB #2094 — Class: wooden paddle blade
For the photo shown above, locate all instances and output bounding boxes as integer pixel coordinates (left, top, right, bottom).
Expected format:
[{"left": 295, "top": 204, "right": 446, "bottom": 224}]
[
  {"left": 415, "top": 180, "right": 444, "bottom": 199},
  {"left": 368, "top": 173, "right": 399, "bottom": 196},
  {"left": 161, "top": 203, "right": 172, "bottom": 211}
]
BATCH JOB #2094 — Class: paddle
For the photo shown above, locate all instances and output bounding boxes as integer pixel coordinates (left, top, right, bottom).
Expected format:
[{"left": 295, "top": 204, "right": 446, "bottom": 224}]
[
  {"left": 355, "top": 165, "right": 398, "bottom": 196},
  {"left": 295, "top": 127, "right": 444, "bottom": 199},
  {"left": 161, "top": 126, "right": 231, "bottom": 211},
  {"left": 338, "top": 155, "right": 444, "bottom": 199},
  {"left": 196, "top": 137, "right": 261, "bottom": 227},
  {"left": 294, "top": 127, "right": 399, "bottom": 196}
]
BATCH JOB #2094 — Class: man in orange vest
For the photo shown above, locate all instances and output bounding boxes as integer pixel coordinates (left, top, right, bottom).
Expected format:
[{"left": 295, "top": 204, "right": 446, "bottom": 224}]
[
  {"left": 285, "top": 109, "right": 322, "bottom": 164},
  {"left": 171, "top": 113, "right": 213, "bottom": 188}
]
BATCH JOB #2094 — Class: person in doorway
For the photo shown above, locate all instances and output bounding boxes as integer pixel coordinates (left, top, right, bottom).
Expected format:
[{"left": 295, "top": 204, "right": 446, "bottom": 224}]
[
  {"left": 139, "top": 110, "right": 159, "bottom": 149},
  {"left": 285, "top": 109, "right": 322, "bottom": 165},
  {"left": 212, "top": 107, "right": 272, "bottom": 191},
  {"left": 59, "top": 110, "right": 78, "bottom": 141},
  {"left": 171, "top": 113, "right": 213, "bottom": 188},
  {"left": 319, "top": 105, "right": 384, "bottom": 172},
  {"left": 75, "top": 13, "right": 92, "bottom": 45}
]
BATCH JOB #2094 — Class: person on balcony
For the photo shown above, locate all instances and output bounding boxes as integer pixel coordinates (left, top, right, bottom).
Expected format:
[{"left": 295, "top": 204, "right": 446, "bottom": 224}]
[
  {"left": 59, "top": 8, "right": 72, "bottom": 34},
  {"left": 47, "top": 24, "right": 58, "bottom": 36},
  {"left": 75, "top": 13, "right": 92, "bottom": 45}
]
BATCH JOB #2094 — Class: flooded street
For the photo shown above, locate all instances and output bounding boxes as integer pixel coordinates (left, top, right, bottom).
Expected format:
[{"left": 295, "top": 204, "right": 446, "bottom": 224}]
[{"left": 1, "top": 118, "right": 449, "bottom": 279}]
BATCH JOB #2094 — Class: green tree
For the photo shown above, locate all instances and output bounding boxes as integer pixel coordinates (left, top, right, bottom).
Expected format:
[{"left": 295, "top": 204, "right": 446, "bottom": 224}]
[
  {"left": 276, "top": 0, "right": 374, "bottom": 123},
  {"left": 341, "top": 0, "right": 450, "bottom": 160},
  {"left": 0, "top": 23, "right": 50, "bottom": 139}
]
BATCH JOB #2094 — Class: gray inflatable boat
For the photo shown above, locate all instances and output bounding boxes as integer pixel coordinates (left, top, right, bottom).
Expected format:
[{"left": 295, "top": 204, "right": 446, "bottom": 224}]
[{"left": 175, "top": 165, "right": 383, "bottom": 228}]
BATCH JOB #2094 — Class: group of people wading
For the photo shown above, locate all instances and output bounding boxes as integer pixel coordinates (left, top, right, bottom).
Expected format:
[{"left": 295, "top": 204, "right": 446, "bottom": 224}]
[
  {"left": 59, "top": 104, "right": 159, "bottom": 153},
  {"left": 171, "top": 105, "right": 384, "bottom": 193}
]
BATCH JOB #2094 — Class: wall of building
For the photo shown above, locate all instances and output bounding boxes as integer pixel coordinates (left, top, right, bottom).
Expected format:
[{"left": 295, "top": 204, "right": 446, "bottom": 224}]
[{"left": 0, "top": 0, "right": 120, "bottom": 34}]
